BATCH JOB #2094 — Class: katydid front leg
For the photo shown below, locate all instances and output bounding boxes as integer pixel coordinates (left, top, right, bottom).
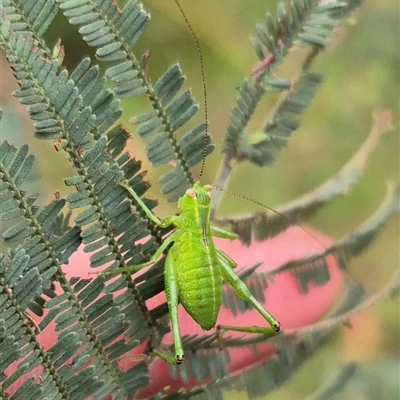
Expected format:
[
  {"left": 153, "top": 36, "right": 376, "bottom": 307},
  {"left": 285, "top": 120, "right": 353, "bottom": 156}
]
[
  {"left": 210, "top": 225, "right": 238, "bottom": 240},
  {"left": 100, "top": 182, "right": 177, "bottom": 277},
  {"left": 216, "top": 247, "right": 281, "bottom": 335},
  {"left": 119, "top": 181, "right": 174, "bottom": 228}
]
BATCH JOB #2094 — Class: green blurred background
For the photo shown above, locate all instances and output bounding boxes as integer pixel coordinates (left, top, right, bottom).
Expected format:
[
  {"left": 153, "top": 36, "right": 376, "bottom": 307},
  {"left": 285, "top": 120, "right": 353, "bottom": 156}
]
[{"left": 1, "top": 0, "right": 398, "bottom": 398}]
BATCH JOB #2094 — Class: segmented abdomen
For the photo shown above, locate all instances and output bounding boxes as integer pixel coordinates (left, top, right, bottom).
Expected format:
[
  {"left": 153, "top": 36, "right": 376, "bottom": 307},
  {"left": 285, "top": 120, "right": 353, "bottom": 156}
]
[{"left": 172, "top": 231, "right": 222, "bottom": 330}]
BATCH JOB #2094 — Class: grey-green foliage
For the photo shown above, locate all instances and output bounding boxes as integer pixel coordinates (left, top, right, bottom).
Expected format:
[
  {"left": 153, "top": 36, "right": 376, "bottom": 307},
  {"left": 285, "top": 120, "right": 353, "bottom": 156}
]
[
  {"left": 0, "top": 0, "right": 398, "bottom": 399},
  {"left": 223, "top": 0, "right": 346, "bottom": 166}
]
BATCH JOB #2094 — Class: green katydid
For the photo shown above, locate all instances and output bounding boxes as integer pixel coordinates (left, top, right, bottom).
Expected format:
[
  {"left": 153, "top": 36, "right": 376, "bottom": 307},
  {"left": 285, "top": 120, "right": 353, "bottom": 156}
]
[
  {"left": 100, "top": 1, "right": 284, "bottom": 365},
  {"left": 107, "top": 181, "right": 281, "bottom": 364}
]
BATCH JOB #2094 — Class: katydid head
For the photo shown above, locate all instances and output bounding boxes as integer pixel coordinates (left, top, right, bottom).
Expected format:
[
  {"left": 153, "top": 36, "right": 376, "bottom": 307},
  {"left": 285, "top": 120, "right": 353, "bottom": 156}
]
[{"left": 178, "top": 182, "right": 212, "bottom": 210}]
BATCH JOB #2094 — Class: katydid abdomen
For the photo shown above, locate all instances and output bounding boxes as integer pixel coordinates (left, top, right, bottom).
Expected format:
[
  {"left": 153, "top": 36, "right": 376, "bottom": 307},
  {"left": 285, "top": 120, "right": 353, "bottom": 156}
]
[{"left": 170, "top": 231, "right": 223, "bottom": 331}]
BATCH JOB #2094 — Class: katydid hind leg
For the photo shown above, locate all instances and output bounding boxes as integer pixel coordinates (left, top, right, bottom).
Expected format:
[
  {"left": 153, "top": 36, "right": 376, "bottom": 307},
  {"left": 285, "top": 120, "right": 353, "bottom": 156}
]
[{"left": 217, "top": 248, "right": 281, "bottom": 334}]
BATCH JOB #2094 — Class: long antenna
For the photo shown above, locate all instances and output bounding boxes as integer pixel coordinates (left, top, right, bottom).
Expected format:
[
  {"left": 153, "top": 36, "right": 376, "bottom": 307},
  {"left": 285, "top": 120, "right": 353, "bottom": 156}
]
[
  {"left": 213, "top": 185, "right": 360, "bottom": 284},
  {"left": 212, "top": 186, "right": 328, "bottom": 251},
  {"left": 174, "top": 0, "right": 209, "bottom": 182},
  {"left": 173, "top": 1, "right": 358, "bottom": 284},
  {"left": 174, "top": 1, "right": 324, "bottom": 250}
]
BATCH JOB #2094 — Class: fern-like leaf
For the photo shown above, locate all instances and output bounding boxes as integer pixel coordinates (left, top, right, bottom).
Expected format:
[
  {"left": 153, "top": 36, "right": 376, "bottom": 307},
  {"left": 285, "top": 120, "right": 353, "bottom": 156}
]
[
  {"left": 132, "top": 64, "right": 214, "bottom": 201},
  {"left": 218, "top": 111, "right": 393, "bottom": 244},
  {"left": 223, "top": 0, "right": 355, "bottom": 166},
  {"left": 58, "top": 0, "right": 150, "bottom": 62},
  {"left": 57, "top": 0, "right": 215, "bottom": 200},
  {"left": 1, "top": 0, "right": 58, "bottom": 39}
]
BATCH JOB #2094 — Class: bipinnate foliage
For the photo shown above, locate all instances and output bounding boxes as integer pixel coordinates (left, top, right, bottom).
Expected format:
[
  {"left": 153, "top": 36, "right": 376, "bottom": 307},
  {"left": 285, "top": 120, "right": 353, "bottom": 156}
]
[{"left": 0, "top": 1, "right": 398, "bottom": 400}]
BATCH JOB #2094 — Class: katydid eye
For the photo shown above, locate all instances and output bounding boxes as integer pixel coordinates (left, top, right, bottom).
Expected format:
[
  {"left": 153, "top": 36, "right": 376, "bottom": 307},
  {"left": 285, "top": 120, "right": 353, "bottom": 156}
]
[{"left": 186, "top": 189, "right": 196, "bottom": 198}]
